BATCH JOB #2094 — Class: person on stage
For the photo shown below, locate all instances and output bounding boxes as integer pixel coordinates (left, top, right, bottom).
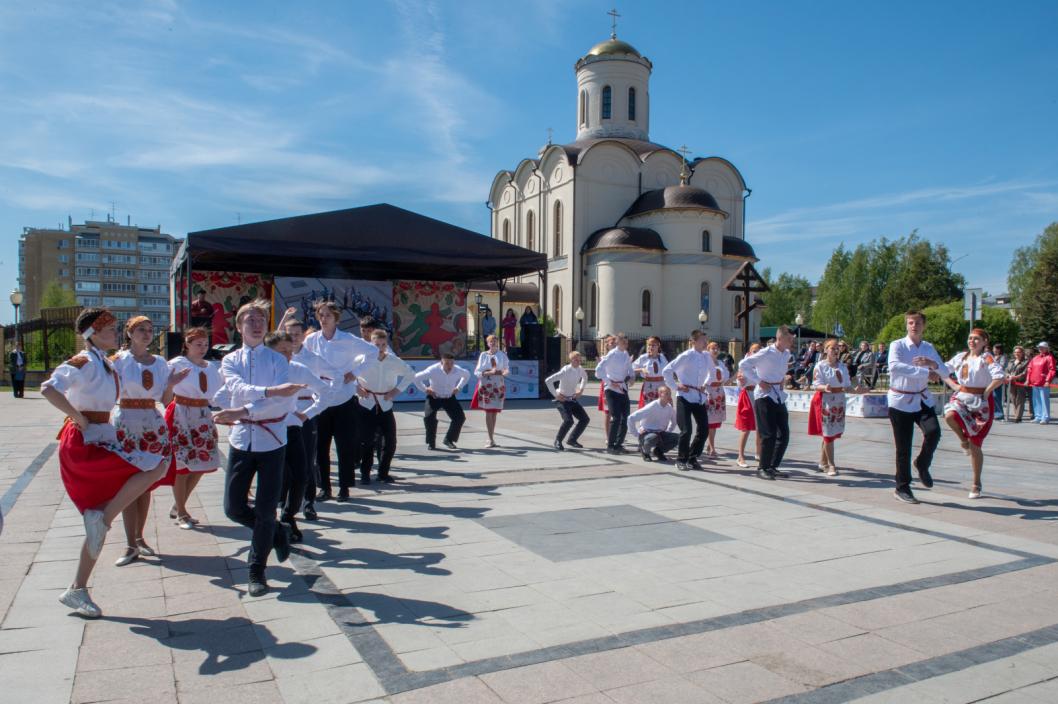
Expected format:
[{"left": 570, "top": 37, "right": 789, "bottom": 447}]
[
  {"left": 111, "top": 316, "right": 189, "bottom": 566},
  {"left": 808, "top": 338, "right": 866, "bottom": 477},
  {"left": 662, "top": 330, "right": 717, "bottom": 471},
  {"left": 214, "top": 300, "right": 305, "bottom": 596},
  {"left": 415, "top": 353, "right": 470, "bottom": 450},
  {"left": 886, "top": 310, "right": 949, "bottom": 504},
  {"left": 705, "top": 341, "right": 730, "bottom": 458},
  {"left": 302, "top": 300, "right": 374, "bottom": 501},
  {"left": 9, "top": 341, "right": 26, "bottom": 398},
  {"left": 501, "top": 308, "right": 518, "bottom": 352},
  {"left": 165, "top": 327, "right": 223, "bottom": 530},
  {"left": 633, "top": 336, "right": 668, "bottom": 408},
  {"left": 596, "top": 335, "right": 616, "bottom": 438},
  {"left": 628, "top": 385, "right": 679, "bottom": 462},
  {"left": 472, "top": 334, "right": 510, "bottom": 447},
  {"left": 41, "top": 308, "right": 170, "bottom": 617},
  {"left": 942, "top": 328, "right": 1006, "bottom": 499},
  {"left": 734, "top": 342, "right": 761, "bottom": 468},
  {"left": 545, "top": 350, "right": 589, "bottom": 451},
  {"left": 595, "top": 334, "right": 634, "bottom": 454},
  {"left": 739, "top": 326, "right": 795, "bottom": 481},
  {"left": 353, "top": 329, "right": 414, "bottom": 483}
]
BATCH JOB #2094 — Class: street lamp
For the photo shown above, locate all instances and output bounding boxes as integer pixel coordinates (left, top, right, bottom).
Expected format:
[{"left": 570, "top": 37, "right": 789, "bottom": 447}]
[
  {"left": 698, "top": 309, "right": 708, "bottom": 331},
  {"left": 474, "top": 293, "right": 484, "bottom": 353},
  {"left": 794, "top": 312, "right": 804, "bottom": 359},
  {"left": 574, "top": 306, "right": 584, "bottom": 350},
  {"left": 9, "top": 290, "right": 23, "bottom": 340}
]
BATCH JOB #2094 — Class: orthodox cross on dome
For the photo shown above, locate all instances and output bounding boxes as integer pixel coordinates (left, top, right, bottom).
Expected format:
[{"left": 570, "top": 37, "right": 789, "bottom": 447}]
[
  {"left": 546, "top": 127, "right": 553, "bottom": 145},
  {"left": 607, "top": 7, "right": 621, "bottom": 39},
  {"left": 677, "top": 144, "right": 691, "bottom": 185}
]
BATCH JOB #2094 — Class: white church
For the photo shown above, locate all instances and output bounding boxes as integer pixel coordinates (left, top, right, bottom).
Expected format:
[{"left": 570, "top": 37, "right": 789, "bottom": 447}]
[{"left": 488, "top": 31, "right": 761, "bottom": 347}]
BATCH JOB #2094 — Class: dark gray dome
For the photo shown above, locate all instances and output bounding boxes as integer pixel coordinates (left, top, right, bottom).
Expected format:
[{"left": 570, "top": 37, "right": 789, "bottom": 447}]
[
  {"left": 723, "top": 236, "right": 757, "bottom": 259},
  {"left": 582, "top": 227, "right": 666, "bottom": 252},
  {"left": 624, "top": 186, "right": 725, "bottom": 218}
]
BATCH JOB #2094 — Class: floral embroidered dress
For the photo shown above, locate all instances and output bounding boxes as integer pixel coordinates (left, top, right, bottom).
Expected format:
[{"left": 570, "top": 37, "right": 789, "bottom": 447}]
[
  {"left": 471, "top": 350, "right": 509, "bottom": 412},
  {"left": 944, "top": 352, "right": 1005, "bottom": 446},
  {"left": 706, "top": 361, "right": 730, "bottom": 428},
  {"left": 112, "top": 350, "right": 171, "bottom": 471},
  {"left": 808, "top": 361, "right": 851, "bottom": 440},
  {"left": 165, "top": 356, "right": 222, "bottom": 473},
  {"left": 633, "top": 353, "right": 669, "bottom": 408}
]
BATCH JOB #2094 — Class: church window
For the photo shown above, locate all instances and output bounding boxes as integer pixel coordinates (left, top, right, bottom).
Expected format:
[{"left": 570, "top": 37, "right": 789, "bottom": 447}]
[
  {"left": 734, "top": 294, "right": 744, "bottom": 329},
  {"left": 579, "top": 90, "right": 587, "bottom": 126},
  {"left": 628, "top": 87, "right": 636, "bottom": 121},
  {"left": 702, "top": 230, "right": 711, "bottom": 252},
  {"left": 526, "top": 211, "right": 535, "bottom": 251},
  {"left": 502, "top": 218, "right": 510, "bottom": 243},
  {"left": 552, "top": 285, "right": 562, "bottom": 327},
  {"left": 601, "top": 86, "right": 612, "bottom": 120},
  {"left": 700, "top": 282, "right": 711, "bottom": 319},
  {"left": 553, "top": 201, "right": 563, "bottom": 256},
  {"left": 641, "top": 290, "right": 652, "bottom": 326}
]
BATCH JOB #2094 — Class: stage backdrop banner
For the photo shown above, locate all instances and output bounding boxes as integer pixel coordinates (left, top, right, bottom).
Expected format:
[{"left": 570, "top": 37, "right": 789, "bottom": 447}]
[
  {"left": 178, "top": 272, "right": 273, "bottom": 344},
  {"left": 394, "top": 359, "right": 540, "bottom": 402},
  {"left": 273, "top": 277, "right": 392, "bottom": 334},
  {"left": 392, "top": 281, "right": 467, "bottom": 359}
]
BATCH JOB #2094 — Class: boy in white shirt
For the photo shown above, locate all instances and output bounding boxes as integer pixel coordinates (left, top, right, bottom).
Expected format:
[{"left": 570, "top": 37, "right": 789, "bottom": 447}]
[
  {"left": 353, "top": 330, "right": 414, "bottom": 483},
  {"left": 414, "top": 353, "right": 470, "bottom": 450},
  {"left": 545, "top": 351, "right": 589, "bottom": 451},
  {"left": 627, "top": 385, "right": 679, "bottom": 461}
]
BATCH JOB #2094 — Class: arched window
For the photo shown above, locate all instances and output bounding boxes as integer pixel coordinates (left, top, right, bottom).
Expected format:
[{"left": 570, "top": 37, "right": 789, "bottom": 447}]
[
  {"left": 502, "top": 218, "right": 510, "bottom": 243},
  {"left": 552, "top": 285, "right": 562, "bottom": 326},
  {"left": 553, "top": 201, "right": 563, "bottom": 256},
  {"left": 734, "top": 294, "right": 744, "bottom": 329},
  {"left": 601, "top": 85, "right": 612, "bottom": 120},
  {"left": 641, "top": 289, "right": 652, "bottom": 326},
  {"left": 526, "top": 211, "right": 535, "bottom": 251},
  {"left": 589, "top": 282, "right": 598, "bottom": 327},
  {"left": 700, "top": 282, "right": 711, "bottom": 319},
  {"left": 579, "top": 90, "right": 587, "bottom": 126},
  {"left": 702, "top": 230, "right": 711, "bottom": 252},
  {"left": 628, "top": 87, "right": 636, "bottom": 121}
]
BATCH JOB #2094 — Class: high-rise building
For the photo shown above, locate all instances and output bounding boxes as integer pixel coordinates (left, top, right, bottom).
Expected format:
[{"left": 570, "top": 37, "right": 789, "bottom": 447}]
[{"left": 17, "top": 218, "right": 181, "bottom": 328}]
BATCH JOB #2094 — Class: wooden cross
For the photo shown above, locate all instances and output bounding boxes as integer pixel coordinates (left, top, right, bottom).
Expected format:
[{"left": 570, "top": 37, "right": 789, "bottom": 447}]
[
  {"left": 608, "top": 8, "right": 621, "bottom": 38},
  {"left": 724, "top": 261, "right": 771, "bottom": 352}
]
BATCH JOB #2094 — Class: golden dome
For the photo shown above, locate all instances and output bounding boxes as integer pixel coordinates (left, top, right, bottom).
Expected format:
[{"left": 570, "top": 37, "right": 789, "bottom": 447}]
[{"left": 586, "top": 38, "right": 641, "bottom": 58}]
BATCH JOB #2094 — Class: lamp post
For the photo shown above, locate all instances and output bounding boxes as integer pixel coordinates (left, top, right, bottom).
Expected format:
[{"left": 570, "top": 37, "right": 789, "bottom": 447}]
[
  {"left": 698, "top": 309, "right": 708, "bottom": 331},
  {"left": 474, "top": 293, "right": 484, "bottom": 353},
  {"left": 9, "top": 290, "right": 23, "bottom": 343},
  {"left": 795, "top": 312, "right": 804, "bottom": 359},
  {"left": 574, "top": 306, "right": 584, "bottom": 351}
]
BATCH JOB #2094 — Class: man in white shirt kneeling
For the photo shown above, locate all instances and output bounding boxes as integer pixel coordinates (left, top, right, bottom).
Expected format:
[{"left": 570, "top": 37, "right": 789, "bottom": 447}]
[
  {"left": 545, "top": 351, "right": 590, "bottom": 451},
  {"left": 627, "top": 385, "right": 679, "bottom": 462},
  {"left": 414, "top": 353, "right": 470, "bottom": 450}
]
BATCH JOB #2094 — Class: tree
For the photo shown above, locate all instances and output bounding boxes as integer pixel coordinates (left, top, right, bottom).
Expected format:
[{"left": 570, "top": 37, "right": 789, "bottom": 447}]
[
  {"left": 876, "top": 301, "right": 1020, "bottom": 359},
  {"left": 760, "top": 268, "right": 813, "bottom": 327},
  {"left": 40, "top": 280, "right": 77, "bottom": 309},
  {"left": 881, "top": 234, "right": 965, "bottom": 312},
  {"left": 1018, "top": 222, "right": 1058, "bottom": 346},
  {"left": 1007, "top": 241, "right": 1040, "bottom": 313}
]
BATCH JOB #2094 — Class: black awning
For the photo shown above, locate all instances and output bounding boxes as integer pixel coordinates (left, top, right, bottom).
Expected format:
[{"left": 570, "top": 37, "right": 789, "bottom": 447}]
[{"left": 176, "top": 203, "right": 546, "bottom": 282}]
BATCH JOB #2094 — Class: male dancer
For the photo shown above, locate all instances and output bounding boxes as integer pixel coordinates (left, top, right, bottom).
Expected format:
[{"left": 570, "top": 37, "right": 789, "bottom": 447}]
[
  {"left": 627, "top": 385, "right": 679, "bottom": 461},
  {"left": 353, "top": 330, "right": 414, "bottom": 483},
  {"left": 662, "top": 330, "right": 716, "bottom": 470},
  {"left": 739, "top": 325, "right": 794, "bottom": 480},
  {"left": 595, "top": 334, "right": 634, "bottom": 454},
  {"left": 414, "top": 353, "right": 470, "bottom": 450},
  {"left": 215, "top": 300, "right": 305, "bottom": 596},
  {"left": 887, "top": 310, "right": 948, "bottom": 504},
  {"left": 545, "top": 350, "right": 589, "bottom": 450}
]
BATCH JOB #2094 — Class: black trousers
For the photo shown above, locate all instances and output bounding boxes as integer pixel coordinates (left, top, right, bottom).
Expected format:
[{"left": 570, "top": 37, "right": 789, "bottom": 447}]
[
  {"left": 424, "top": 396, "right": 465, "bottom": 446},
  {"left": 316, "top": 395, "right": 359, "bottom": 493},
  {"left": 224, "top": 446, "right": 285, "bottom": 572},
  {"left": 754, "top": 397, "right": 790, "bottom": 470},
  {"left": 281, "top": 426, "right": 307, "bottom": 520},
  {"left": 12, "top": 377, "right": 25, "bottom": 398},
  {"left": 639, "top": 430, "right": 679, "bottom": 457},
  {"left": 887, "top": 404, "right": 940, "bottom": 493},
  {"left": 605, "top": 389, "right": 631, "bottom": 448},
  {"left": 359, "top": 405, "right": 397, "bottom": 480},
  {"left": 676, "top": 397, "right": 708, "bottom": 462},
  {"left": 556, "top": 400, "right": 589, "bottom": 442},
  {"left": 301, "top": 417, "right": 319, "bottom": 509}
]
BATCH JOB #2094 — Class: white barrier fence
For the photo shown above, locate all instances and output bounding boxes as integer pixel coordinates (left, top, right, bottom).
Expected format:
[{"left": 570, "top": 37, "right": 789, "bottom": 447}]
[{"left": 722, "top": 387, "right": 948, "bottom": 418}]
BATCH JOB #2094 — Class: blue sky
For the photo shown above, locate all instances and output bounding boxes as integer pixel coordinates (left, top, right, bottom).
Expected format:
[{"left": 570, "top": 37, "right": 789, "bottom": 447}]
[{"left": 2, "top": 0, "right": 1056, "bottom": 323}]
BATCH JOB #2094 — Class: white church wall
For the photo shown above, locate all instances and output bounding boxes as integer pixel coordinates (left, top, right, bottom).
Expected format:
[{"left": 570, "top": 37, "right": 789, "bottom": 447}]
[
  {"left": 691, "top": 160, "right": 746, "bottom": 238},
  {"left": 576, "top": 59, "right": 651, "bottom": 141},
  {"left": 640, "top": 153, "right": 683, "bottom": 190},
  {"left": 576, "top": 145, "right": 641, "bottom": 239},
  {"left": 628, "top": 211, "right": 727, "bottom": 255}
]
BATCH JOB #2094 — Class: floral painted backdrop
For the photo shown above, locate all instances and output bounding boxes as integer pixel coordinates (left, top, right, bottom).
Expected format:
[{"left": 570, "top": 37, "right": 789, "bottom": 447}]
[
  {"left": 391, "top": 281, "right": 467, "bottom": 359},
  {"left": 176, "top": 272, "right": 273, "bottom": 344}
]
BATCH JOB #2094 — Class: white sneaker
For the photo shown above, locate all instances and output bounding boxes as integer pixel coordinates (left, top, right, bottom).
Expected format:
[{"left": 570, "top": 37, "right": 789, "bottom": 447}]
[
  {"left": 83, "top": 509, "right": 108, "bottom": 560},
  {"left": 968, "top": 488, "right": 982, "bottom": 499},
  {"left": 826, "top": 466, "right": 839, "bottom": 477},
  {"left": 736, "top": 459, "right": 749, "bottom": 468},
  {"left": 59, "top": 587, "right": 102, "bottom": 618}
]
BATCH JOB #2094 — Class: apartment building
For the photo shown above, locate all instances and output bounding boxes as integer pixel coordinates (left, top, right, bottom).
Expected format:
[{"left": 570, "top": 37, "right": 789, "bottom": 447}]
[{"left": 17, "top": 218, "right": 180, "bottom": 328}]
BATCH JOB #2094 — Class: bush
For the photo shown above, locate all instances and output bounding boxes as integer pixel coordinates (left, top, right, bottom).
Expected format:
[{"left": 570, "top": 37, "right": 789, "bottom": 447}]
[{"left": 876, "top": 301, "right": 1020, "bottom": 360}]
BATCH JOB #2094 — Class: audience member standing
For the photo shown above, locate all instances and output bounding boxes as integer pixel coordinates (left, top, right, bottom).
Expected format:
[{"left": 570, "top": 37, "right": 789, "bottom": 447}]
[{"left": 1027, "top": 342, "right": 1055, "bottom": 424}]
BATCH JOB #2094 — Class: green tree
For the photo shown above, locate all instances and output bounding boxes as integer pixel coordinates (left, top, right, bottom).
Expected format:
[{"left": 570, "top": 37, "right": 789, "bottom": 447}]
[
  {"left": 876, "top": 301, "right": 1019, "bottom": 359},
  {"left": 760, "top": 268, "right": 814, "bottom": 327},
  {"left": 881, "top": 234, "right": 965, "bottom": 312},
  {"left": 1007, "top": 241, "right": 1040, "bottom": 313},
  {"left": 1018, "top": 222, "right": 1058, "bottom": 346},
  {"left": 40, "top": 280, "right": 77, "bottom": 309}
]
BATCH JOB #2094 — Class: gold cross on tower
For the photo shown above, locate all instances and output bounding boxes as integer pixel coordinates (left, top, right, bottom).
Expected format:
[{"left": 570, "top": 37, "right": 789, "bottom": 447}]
[{"left": 607, "top": 8, "right": 621, "bottom": 39}]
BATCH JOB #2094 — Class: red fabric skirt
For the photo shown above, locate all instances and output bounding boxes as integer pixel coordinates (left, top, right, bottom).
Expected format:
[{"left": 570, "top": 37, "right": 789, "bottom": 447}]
[
  {"left": 163, "top": 402, "right": 217, "bottom": 477},
  {"left": 58, "top": 421, "right": 142, "bottom": 514},
  {"left": 597, "top": 382, "right": 607, "bottom": 412},
  {"left": 950, "top": 395, "right": 994, "bottom": 447},
  {"left": 734, "top": 388, "right": 756, "bottom": 431},
  {"left": 470, "top": 384, "right": 502, "bottom": 413},
  {"left": 808, "top": 391, "right": 843, "bottom": 441}
]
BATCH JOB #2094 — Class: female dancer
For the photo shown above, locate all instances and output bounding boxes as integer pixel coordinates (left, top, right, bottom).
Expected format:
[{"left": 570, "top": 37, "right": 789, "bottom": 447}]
[
  {"left": 501, "top": 308, "right": 518, "bottom": 352},
  {"left": 942, "top": 328, "right": 1006, "bottom": 499},
  {"left": 111, "top": 316, "right": 189, "bottom": 566},
  {"left": 472, "top": 334, "right": 510, "bottom": 447},
  {"left": 808, "top": 338, "right": 864, "bottom": 476},
  {"left": 165, "top": 327, "right": 223, "bottom": 529},
  {"left": 705, "top": 341, "right": 730, "bottom": 458},
  {"left": 41, "top": 308, "right": 170, "bottom": 617},
  {"left": 735, "top": 342, "right": 761, "bottom": 467},
  {"left": 633, "top": 336, "right": 668, "bottom": 408}
]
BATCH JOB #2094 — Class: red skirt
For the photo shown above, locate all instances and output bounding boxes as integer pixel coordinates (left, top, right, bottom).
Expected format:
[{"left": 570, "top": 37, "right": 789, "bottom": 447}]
[
  {"left": 808, "top": 391, "right": 844, "bottom": 441},
  {"left": 950, "top": 395, "right": 994, "bottom": 447},
  {"left": 734, "top": 388, "right": 756, "bottom": 431},
  {"left": 58, "top": 421, "right": 142, "bottom": 514},
  {"left": 597, "top": 382, "right": 607, "bottom": 412}
]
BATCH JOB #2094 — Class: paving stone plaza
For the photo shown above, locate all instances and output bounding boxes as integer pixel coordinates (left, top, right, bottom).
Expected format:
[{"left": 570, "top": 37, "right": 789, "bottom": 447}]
[{"left": 1, "top": 391, "right": 1057, "bottom": 703}]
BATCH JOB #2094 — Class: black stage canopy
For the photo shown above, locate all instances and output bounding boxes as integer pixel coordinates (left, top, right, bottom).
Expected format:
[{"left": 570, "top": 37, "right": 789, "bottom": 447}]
[{"left": 172, "top": 203, "right": 546, "bottom": 282}]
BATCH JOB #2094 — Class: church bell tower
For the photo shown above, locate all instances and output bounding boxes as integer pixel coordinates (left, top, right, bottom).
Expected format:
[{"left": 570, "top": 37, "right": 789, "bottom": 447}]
[{"left": 574, "top": 14, "right": 652, "bottom": 141}]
